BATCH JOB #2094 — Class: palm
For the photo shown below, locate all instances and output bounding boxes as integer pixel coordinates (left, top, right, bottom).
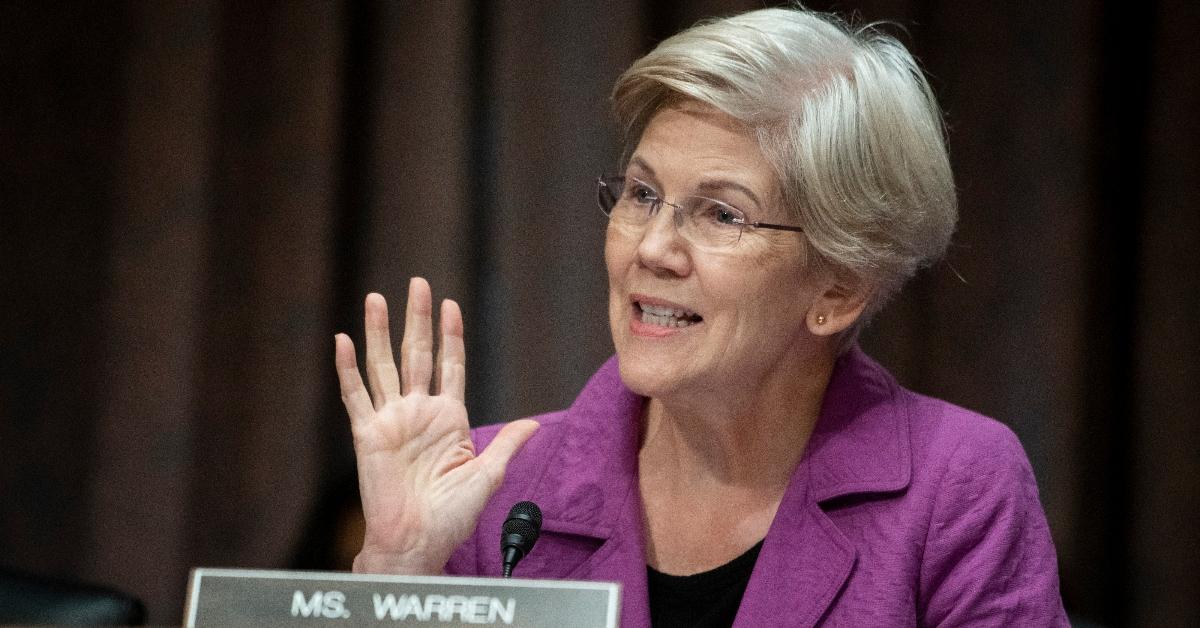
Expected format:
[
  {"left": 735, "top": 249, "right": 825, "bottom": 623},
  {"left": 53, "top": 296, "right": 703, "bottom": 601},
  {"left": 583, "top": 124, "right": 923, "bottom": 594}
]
[
  {"left": 335, "top": 280, "right": 538, "bottom": 574},
  {"left": 354, "top": 396, "right": 477, "bottom": 553}
]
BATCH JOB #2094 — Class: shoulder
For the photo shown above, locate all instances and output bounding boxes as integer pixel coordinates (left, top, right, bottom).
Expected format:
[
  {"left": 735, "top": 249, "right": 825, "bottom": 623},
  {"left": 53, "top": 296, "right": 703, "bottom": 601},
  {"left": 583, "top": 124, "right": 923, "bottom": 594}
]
[
  {"left": 898, "top": 389, "right": 1045, "bottom": 529},
  {"left": 809, "top": 347, "right": 1035, "bottom": 503},
  {"left": 817, "top": 347, "right": 1045, "bottom": 532},
  {"left": 890, "top": 385, "right": 1046, "bottom": 550},
  {"left": 893, "top": 393, "right": 1066, "bottom": 624},
  {"left": 904, "top": 390, "right": 1034, "bottom": 483}
]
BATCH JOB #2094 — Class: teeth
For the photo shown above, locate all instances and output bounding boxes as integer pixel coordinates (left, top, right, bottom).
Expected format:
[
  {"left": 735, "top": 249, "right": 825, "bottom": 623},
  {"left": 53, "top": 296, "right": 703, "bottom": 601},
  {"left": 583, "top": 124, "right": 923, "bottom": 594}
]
[
  {"left": 637, "top": 301, "right": 700, "bottom": 328},
  {"left": 641, "top": 310, "right": 696, "bottom": 328},
  {"left": 639, "top": 302, "right": 694, "bottom": 318}
]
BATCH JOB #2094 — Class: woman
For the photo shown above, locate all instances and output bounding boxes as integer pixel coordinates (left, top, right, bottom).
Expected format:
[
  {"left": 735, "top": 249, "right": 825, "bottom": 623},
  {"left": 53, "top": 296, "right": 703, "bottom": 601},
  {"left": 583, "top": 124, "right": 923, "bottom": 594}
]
[{"left": 335, "top": 7, "right": 1068, "bottom": 627}]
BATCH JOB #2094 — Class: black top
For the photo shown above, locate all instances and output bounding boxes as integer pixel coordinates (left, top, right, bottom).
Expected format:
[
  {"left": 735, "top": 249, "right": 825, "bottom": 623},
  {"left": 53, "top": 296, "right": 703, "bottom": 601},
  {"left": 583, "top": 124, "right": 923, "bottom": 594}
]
[{"left": 646, "top": 540, "right": 765, "bottom": 628}]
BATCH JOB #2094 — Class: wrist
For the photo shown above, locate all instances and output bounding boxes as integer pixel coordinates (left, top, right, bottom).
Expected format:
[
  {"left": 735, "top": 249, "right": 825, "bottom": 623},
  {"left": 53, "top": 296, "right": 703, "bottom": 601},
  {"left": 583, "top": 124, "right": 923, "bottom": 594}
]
[{"left": 352, "top": 547, "right": 445, "bottom": 576}]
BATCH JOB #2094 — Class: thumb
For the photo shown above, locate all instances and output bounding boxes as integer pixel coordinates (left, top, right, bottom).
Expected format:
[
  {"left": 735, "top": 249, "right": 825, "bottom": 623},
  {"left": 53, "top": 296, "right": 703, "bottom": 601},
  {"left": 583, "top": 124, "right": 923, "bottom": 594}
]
[{"left": 474, "top": 419, "right": 540, "bottom": 490}]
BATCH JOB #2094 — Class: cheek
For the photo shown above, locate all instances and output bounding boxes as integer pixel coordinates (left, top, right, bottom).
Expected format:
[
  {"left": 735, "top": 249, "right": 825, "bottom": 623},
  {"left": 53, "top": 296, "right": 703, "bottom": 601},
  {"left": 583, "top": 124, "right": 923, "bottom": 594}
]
[
  {"left": 604, "top": 229, "right": 630, "bottom": 328},
  {"left": 726, "top": 257, "right": 811, "bottom": 333},
  {"left": 604, "top": 226, "right": 636, "bottom": 281},
  {"left": 603, "top": 235, "right": 617, "bottom": 278}
]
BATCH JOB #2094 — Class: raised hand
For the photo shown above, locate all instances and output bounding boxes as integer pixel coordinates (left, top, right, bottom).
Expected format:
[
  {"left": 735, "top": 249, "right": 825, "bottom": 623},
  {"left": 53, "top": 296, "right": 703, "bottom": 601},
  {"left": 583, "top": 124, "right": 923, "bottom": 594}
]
[{"left": 335, "top": 278, "right": 539, "bottom": 574}]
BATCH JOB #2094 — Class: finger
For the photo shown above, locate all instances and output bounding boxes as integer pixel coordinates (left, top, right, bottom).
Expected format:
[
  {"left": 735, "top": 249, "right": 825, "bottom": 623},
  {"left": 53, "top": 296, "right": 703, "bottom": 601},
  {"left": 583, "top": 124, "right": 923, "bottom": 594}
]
[
  {"left": 473, "top": 419, "right": 540, "bottom": 490},
  {"left": 364, "top": 293, "right": 402, "bottom": 409},
  {"left": 401, "top": 277, "right": 435, "bottom": 395},
  {"left": 334, "top": 333, "right": 375, "bottom": 422},
  {"left": 437, "top": 299, "right": 466, "bottom": 400}
]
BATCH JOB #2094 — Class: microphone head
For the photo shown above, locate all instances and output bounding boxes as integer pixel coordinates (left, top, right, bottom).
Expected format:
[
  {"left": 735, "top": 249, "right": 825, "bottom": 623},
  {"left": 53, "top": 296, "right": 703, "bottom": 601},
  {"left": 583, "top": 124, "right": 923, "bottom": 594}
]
[
  {"left": 501, "top": 516, "right": 538, "bottom": 542},
  {"left": 507, "top": 500, "right": 543, "bottom": 529},
  {"left": 501, "top": 501, "right": 543, "bottom": 561}
]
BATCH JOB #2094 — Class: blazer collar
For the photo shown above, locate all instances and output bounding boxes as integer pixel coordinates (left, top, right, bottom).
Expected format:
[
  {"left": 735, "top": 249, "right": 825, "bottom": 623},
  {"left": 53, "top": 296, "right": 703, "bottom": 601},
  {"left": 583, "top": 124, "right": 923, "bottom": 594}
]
[{"left": 803, "top": 344, "right": 913, "bottom": 502}]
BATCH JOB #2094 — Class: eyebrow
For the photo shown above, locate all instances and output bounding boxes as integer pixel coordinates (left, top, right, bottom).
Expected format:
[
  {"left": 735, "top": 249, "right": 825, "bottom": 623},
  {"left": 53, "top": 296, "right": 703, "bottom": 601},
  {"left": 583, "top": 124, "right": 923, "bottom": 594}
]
[{"left": 627, "top": 156, "right": 765, "bottom": 213}]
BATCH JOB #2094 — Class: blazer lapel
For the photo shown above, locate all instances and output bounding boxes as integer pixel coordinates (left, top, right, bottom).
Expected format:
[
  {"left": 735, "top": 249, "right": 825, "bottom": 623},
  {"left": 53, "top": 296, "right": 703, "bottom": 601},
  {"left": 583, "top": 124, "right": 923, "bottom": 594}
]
[
  {"left": 735, "top": 346, "right": 912, "bottom": 627},
  {"left": 734, "top": 458, "right": 856, "bottom": 627}
]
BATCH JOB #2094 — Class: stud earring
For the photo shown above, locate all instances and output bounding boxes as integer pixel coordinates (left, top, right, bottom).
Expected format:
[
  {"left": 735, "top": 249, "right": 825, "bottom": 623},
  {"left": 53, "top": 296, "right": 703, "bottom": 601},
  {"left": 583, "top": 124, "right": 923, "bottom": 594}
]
[{"left": 816, "top": 314, "right": 827, "bottom": 325}]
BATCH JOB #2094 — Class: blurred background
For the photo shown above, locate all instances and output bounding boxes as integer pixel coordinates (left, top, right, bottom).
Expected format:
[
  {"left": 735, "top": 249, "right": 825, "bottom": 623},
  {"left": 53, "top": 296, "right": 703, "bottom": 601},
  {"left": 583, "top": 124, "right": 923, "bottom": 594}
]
[{"left": 1, "top": 1, "right": 1197, "bottom": 626}]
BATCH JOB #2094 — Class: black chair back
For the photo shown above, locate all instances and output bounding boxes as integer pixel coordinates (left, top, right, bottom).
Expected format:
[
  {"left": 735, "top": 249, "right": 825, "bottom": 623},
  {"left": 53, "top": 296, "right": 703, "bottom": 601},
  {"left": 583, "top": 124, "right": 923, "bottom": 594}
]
[{"left": 0, "top": 569, "right": 144, "bottom": 625}]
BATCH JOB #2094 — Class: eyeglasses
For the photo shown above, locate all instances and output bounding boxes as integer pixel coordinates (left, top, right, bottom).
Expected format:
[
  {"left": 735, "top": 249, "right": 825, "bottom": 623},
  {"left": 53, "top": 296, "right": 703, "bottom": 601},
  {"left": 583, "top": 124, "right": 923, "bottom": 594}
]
[{"left": 596, "top": 175, "right": 803, "bottom": 251}]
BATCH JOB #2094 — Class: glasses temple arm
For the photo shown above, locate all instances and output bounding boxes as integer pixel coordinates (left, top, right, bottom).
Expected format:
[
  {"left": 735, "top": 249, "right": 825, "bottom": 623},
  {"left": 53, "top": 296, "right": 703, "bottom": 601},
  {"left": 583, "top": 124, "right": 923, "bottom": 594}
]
[{"left": 750, "top": 221, "right": 805, "bottom": 233}]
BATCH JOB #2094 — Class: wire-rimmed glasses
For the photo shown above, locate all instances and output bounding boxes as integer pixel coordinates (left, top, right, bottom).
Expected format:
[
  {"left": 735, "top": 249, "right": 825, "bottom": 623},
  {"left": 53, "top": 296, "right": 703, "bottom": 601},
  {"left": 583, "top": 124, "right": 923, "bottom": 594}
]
[{"left": 596, "top": 175, "right": 803, "bottom": 251}]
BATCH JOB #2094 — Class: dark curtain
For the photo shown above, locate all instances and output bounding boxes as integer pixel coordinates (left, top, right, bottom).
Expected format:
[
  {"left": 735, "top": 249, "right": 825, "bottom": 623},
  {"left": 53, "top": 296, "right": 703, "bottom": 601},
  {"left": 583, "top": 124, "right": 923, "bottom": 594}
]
[{"left": 1, "top": 1, "right": 1196, "bottom": 625}]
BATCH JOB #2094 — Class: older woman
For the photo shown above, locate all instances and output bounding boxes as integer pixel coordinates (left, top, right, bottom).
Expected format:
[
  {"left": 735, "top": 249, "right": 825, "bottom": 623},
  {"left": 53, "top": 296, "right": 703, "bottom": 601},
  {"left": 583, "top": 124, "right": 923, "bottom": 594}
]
[{"left": 335, "top": 7, "right": 1067, "bottom": 627}]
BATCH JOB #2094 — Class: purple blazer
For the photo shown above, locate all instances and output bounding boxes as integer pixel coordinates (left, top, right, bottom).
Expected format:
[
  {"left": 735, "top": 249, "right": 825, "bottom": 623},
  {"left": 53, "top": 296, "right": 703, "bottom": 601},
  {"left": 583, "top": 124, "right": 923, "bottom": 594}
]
[{"left": 447, "top": 347, "right": 1069, "bottom": 627}]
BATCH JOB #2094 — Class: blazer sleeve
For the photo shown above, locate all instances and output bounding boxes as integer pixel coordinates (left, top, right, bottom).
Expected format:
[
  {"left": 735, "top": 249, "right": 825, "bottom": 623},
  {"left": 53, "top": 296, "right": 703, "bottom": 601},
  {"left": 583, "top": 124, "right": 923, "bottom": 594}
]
[{"left": 917, "top": 423, "right": 1069, "bottom": 627}]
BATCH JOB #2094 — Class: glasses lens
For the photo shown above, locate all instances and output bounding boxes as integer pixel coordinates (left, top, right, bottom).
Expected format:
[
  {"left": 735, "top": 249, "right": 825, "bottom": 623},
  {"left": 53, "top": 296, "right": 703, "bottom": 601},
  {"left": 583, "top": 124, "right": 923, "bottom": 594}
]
[
  {"left": 595, "top": 175, "right": 753, "bottom": 249},
  {"left": 683, "top": 197, "right": 745, "bottom": 248},
  {"left": 600, "top": 176, "right": 658, "bottom": 227},
  {"left": 597, "top": 176, "right": 623, "bottom": 216}
]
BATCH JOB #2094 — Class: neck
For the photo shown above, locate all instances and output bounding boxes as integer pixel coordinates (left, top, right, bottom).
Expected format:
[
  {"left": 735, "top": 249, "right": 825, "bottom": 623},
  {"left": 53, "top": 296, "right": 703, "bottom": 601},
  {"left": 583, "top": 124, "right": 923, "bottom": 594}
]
[{"left": 638, "top": 342, "right": 836, "bottom": 491}]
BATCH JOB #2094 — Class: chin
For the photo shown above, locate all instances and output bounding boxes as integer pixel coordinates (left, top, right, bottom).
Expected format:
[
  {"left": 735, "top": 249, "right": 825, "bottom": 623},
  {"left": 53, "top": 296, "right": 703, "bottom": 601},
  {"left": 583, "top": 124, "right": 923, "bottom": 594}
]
[
  {"left": 614, "top": 348, "right": 690, "bottom": 399},
  {"left": 616, "top": 359, "right": 664, "bottom": 398}
]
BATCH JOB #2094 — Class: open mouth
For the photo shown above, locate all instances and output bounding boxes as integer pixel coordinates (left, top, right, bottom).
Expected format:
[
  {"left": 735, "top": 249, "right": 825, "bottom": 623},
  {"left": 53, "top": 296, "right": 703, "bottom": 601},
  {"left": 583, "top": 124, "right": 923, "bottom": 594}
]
[{"left": 635, "top": 301, "right": 703, "bottom": 329}]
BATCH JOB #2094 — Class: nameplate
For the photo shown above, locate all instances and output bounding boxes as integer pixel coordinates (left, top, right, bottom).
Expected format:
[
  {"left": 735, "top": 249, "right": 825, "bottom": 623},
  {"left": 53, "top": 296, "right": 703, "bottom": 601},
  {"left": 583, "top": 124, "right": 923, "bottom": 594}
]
[{"left": 184, "top": 568, "right": 620, "bottom": 627}]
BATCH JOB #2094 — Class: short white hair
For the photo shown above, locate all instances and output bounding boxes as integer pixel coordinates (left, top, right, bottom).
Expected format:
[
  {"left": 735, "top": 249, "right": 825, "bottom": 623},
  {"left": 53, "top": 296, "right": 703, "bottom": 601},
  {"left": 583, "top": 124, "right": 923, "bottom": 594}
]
[{"left": 612, "top": 6, "right": 957, "bottom": 323}]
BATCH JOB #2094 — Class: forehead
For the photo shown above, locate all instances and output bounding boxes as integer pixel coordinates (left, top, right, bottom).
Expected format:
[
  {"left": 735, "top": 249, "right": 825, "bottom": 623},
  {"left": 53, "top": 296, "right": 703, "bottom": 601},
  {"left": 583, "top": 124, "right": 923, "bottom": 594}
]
[{"left": 630, "top": 103, "right": 778, "bottom": 198}]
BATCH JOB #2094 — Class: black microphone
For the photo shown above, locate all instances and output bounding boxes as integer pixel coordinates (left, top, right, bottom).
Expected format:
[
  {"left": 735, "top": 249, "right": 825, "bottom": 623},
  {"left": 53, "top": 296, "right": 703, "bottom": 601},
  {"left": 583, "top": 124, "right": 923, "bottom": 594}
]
[{"left": 500, "top": 501, "right": 542, "bottom": 578}]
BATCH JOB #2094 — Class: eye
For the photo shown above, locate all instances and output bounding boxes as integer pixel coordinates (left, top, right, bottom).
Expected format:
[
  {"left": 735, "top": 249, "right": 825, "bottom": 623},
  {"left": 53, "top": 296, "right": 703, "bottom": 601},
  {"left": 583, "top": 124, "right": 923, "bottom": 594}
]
[
  {"left": 627, "top": 182, "right": 658, "bottom": 205},
  {"left": 697, "top": 199, "right": 744, "bottom": 226}
]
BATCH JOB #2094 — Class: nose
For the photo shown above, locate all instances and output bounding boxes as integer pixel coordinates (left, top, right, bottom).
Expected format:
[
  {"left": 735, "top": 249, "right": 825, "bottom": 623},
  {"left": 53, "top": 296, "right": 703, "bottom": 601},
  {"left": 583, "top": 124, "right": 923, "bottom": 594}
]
[{"left": 635, "top": 201, "right": 692, "bottom": 277}]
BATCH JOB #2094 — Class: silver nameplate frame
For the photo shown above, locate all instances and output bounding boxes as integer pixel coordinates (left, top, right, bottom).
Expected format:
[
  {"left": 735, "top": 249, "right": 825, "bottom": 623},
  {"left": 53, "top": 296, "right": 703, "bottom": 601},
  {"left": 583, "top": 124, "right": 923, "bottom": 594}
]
[{"left": 184, "top": 568, "right": 620, "bottom": 627}]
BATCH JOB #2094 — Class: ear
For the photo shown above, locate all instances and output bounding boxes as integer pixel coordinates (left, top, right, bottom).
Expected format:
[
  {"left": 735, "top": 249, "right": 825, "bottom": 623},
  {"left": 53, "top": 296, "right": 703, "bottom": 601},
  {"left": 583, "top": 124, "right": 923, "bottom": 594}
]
[{"left": 806, "top": 275, "right": 872, "bottom": 336}]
